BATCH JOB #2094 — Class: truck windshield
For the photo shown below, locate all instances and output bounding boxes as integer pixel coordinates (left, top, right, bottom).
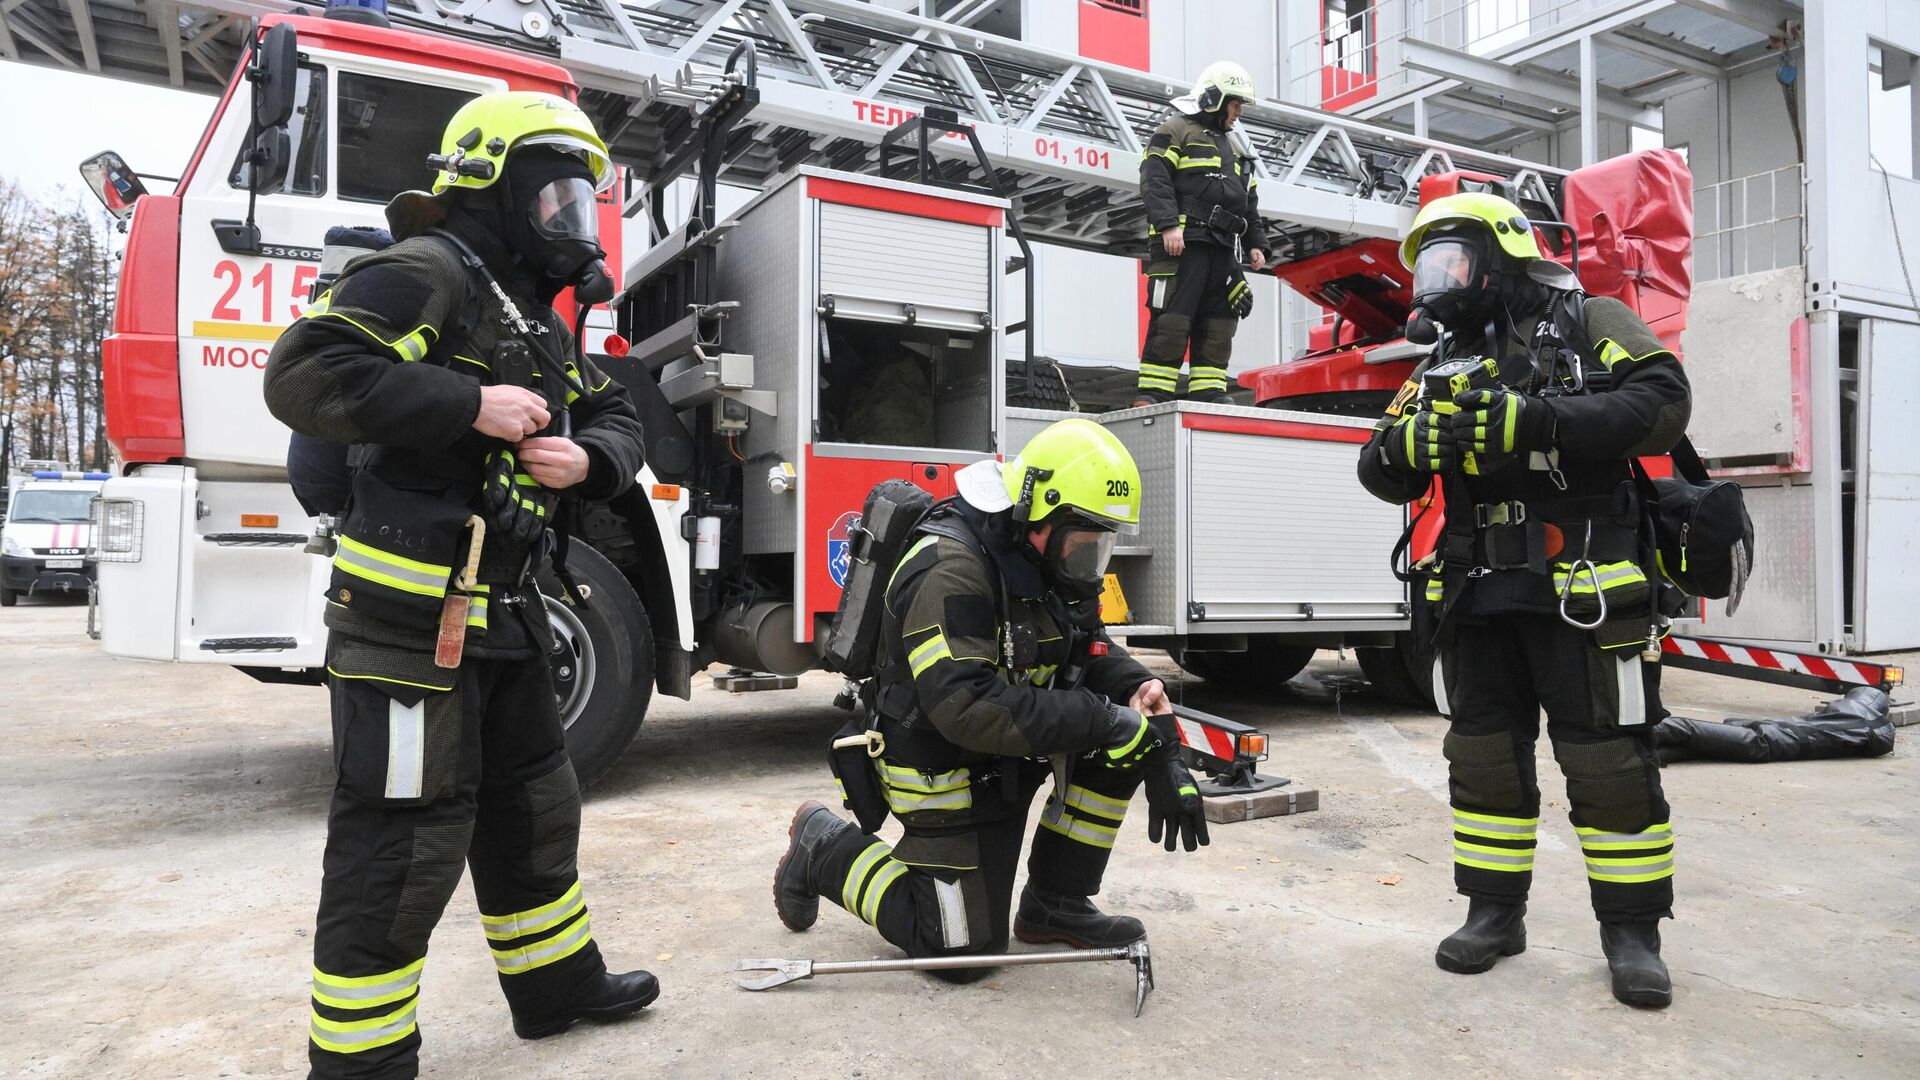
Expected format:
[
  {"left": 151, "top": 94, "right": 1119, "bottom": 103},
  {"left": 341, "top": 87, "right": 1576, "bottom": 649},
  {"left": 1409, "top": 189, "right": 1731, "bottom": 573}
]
[
  {"left": 8, "top": 489, "right": 94, "bottom": 524},
  {"left": 338, "top": 73, "right": 477, "bottom": 204}
]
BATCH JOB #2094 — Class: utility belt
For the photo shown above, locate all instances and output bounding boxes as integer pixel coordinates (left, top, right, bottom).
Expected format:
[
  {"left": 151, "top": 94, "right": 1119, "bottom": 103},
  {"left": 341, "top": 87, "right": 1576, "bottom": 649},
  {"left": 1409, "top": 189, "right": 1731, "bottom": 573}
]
[
  {"left": 1469, "top": 488, "right": 1640, "bottom": 573},
  {"left": 1431, "top": 482, "right": 1658, "bottom": 651}
]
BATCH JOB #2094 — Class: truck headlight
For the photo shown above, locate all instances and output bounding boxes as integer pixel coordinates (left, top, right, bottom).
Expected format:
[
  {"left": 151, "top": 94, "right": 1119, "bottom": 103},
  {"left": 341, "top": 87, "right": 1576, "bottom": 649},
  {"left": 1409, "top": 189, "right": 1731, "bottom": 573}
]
[
  {"left": 90, "top": 498, "right": 145, "bottom": 563},
  {"left": 1, "top": 534, "right": 24, "bottom": 557}
]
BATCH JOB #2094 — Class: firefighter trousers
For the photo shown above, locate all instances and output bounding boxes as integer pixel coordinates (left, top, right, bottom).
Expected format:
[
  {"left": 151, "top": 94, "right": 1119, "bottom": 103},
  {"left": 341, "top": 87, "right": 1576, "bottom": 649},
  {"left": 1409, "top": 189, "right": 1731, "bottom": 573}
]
[
  {"left": 1140, "top": 240, "right": 1239, "bottom": 402},
  {"left": 1435, "top": 613, "right": 1675, "bottom": 923},
  {"left": 814, "top": 758, "right": 1142, "bottom": 967},
  {"left": 309, "top": 634, "right": 607, "bottom": 1080}
]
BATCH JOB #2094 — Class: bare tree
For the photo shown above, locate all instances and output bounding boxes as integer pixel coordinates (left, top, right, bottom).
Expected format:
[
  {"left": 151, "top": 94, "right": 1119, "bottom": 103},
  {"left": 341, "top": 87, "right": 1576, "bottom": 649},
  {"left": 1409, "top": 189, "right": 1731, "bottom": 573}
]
[{"left": 0, "top": 181, "right": 117, "bottom": 475}]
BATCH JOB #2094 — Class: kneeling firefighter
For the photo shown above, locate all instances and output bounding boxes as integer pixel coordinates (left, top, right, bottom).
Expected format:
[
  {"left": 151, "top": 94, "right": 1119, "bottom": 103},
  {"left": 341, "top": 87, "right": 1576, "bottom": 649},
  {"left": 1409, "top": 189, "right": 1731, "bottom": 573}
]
[
  {"left": 265, "top": 92, "right": 654, "bottom": 1078},
  {"left": 1356, "top": 193, "right": 1692, "bottom": 1007},
  {"left": 774, "top": 419, "right": 1209, "bottom": 971}
]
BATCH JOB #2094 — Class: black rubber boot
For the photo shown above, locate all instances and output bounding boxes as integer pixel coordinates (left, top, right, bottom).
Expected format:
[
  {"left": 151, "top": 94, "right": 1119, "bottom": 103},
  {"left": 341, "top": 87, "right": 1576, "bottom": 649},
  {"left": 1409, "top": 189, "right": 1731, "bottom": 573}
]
[
  {"left": 1012, "top": 886, "right": 1146, "bottom": 948},
  {"left": 1182, "top": 388, "right": 1232, "bottom": 405},
  {"left": 1434, "top": 899, "right": 1527, "bottom": 974},
  {"left": 1600, "top": 921, "right": 1673, "bottom": 1008},
  {"left": 773, "top": 800, "right": 853, "bottom": 932},
  {"left": 512, "top": 969, "right": 659, "bottom": 1040}
]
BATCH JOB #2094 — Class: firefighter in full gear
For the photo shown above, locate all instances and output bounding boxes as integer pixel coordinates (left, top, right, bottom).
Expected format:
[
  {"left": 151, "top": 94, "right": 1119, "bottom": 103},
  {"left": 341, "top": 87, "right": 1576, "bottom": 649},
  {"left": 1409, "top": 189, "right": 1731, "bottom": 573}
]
[
  {"left": 265, "top": 92, "right": 654, "bottom": 1078},
  {"left": 1135, "top": 60, "right": 1270, "bottom": 406},
  {"left": 1356, "top": 193, "right": 1692, "bottom": 1008},
  {"left": 772, "top": 420, "right": 1209, "bottom": 971}
]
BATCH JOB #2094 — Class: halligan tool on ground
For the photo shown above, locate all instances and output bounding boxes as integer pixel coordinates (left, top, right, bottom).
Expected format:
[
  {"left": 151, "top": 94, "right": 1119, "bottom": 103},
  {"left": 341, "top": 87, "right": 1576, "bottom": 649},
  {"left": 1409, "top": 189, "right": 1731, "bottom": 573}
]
[{"left": 733, "top": 939, "right": 1155, "bottom": 1015}]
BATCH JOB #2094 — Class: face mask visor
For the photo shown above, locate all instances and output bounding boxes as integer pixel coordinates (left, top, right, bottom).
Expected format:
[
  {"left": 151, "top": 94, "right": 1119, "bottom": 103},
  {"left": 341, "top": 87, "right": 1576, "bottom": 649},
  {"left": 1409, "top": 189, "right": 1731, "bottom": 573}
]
[
  {"left": 1410, "top": 237, "right": 1485, "bottom": 303},
  {"left": 1048, "top": 524, "right": 1119, "bottom": 589},
  {"left": 528, "top": 175, "right": 601, "bottom": 246}
]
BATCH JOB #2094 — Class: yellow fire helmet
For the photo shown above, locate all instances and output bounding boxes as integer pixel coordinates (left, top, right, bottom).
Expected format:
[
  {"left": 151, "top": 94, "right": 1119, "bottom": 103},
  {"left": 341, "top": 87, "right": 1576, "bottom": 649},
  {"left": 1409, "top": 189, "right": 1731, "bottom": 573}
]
[
  {"left": 430, "top": 91, "right": 614, "bottom": 195},
  {"left": 1399, "top": 191, "right": 1542, "bottom": 269},
  {"left": 1003, "top": 418, "right": 1142, "bottom": 532}
]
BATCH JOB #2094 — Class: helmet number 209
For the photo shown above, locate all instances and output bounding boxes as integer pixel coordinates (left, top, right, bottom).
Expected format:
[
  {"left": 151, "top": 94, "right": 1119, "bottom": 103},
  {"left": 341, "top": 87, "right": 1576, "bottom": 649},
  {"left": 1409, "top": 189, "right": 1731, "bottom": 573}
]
[{"left": 1106, "top": 479, "right": 1131, "bottom": 498}]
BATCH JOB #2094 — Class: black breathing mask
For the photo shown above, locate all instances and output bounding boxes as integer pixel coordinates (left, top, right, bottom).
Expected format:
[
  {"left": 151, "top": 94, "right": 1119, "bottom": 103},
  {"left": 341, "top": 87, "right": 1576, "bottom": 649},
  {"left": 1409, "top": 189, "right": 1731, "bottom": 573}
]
[
  {"left": 1406, "top": 231, "right": 1499, "bottom": 345},
  {"left": 501, "top": 148, "right": 607, "bottom": 293}
]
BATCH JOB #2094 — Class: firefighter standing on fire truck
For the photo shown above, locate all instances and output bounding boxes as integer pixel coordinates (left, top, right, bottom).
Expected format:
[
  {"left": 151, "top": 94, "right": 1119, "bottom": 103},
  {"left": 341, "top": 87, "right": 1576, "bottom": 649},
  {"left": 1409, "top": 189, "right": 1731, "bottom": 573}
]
[
  {"left": 1356, "top": 192, "right": 1691, "bottom": 1008},
  {"left": 771, "top": 420, "right": 1211, "bottom": 967},
  {"left": 1135, "top": 60, "right": 1271, "bottom": 406},
  {"left": 265, "top": 92, "right": 654, "bottom": 1078}
]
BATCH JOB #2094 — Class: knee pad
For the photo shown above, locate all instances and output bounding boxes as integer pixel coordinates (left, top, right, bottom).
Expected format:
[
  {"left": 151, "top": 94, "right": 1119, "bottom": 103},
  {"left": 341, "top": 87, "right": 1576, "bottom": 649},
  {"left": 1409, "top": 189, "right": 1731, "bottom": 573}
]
[
  {"left": 1553, "top": 737, "right": 1657, "bottom": 833},
  {"left": 1143, "top": 314, "right": 1192, "bottom": 363},
  {"left": 525, "top": 761, "right": 583, "bottom": 883},
  {"left": 389, "top": 820, "right": 474, "bottom": 954},
  {"left": 1196, "top": 317, "right": 1239, "bottom": 363},
  {"left": 1443, "top": 730, "right": 1525, "bottom": 811}
]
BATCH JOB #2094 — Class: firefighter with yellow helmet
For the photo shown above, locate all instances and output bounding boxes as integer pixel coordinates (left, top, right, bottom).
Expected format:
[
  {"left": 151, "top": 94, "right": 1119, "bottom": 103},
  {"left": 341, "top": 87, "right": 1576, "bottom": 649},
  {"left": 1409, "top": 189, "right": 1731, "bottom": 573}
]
[
  {"left": 772, "top": 419, "right": 1208, "bottom": 969},
  {"left": 1135, "top": 60, "right": 1270, "bottom": 405},
  {"left": 266, "top": 92, "right": 654, "bottom": 1078},
  {"left": 1357, "top": 191, "right": 1693, "bottom": 1007}
]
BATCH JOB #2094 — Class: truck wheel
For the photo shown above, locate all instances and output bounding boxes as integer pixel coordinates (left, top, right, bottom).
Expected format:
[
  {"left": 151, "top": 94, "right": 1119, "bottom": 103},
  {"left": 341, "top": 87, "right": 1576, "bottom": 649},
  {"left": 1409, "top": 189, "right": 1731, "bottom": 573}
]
[
  {"left": 1174, "top": 635, "right": 1314, "bottom": 690},
  {"left": 0, "top": 586, "right": 15, "bottom": 608},
  {"left": 538, "top": 542, "right": 653, "bottom": 790},
  {"left": 1358, "top": 644, "right": 1426, "bottom": 706},
  {"left": 1360, "top": 626, "right": 1439, "bottom": 711}
]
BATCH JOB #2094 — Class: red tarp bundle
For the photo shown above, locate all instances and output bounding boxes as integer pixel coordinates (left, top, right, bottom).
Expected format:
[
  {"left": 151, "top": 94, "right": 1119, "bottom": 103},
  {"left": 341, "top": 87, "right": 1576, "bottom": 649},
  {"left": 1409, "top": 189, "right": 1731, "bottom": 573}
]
[{"left": 1561, "top": 147, "right": 1694, "bottom": 305}]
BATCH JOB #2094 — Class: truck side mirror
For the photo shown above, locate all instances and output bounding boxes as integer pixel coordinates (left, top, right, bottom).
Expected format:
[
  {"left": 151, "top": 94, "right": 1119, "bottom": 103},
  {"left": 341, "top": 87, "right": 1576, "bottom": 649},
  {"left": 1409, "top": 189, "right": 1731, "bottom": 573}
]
[
  {"left": 246, "top": 127, "right": 292, "bottom": 194},
  {"left": 252, "top": 23, "right": 299, "bottom": 130},
  {"left": 77, "top": 150, "right": 149, "bottom": 220}
]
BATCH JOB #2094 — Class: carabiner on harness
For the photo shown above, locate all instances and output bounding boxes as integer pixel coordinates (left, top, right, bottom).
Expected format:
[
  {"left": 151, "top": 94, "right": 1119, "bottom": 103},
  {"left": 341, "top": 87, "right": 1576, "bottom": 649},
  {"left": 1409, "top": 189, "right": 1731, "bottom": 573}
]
[{"left": 1557, "top": 521, "right": 1608, "bottom": 631}]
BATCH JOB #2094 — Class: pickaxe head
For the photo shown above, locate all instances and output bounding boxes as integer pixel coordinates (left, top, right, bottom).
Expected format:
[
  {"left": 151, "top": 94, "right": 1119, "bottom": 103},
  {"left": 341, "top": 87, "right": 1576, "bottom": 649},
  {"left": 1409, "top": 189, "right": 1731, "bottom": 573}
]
[{"left": 732, "top": 958, "right": 814, "bottom": 991}]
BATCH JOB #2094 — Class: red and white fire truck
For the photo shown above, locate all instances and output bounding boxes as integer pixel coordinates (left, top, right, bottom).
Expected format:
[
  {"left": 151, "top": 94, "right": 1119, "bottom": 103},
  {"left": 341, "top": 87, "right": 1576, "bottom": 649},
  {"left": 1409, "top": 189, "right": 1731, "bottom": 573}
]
[{"left": 83, "top": 0, "right": 1886, "bottom": 786}]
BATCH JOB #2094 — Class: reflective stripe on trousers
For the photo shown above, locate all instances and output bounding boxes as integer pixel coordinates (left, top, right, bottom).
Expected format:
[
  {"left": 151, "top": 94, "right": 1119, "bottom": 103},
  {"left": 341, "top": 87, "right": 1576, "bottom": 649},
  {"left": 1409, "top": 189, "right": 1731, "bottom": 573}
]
[
  {"left": 481, "top": 880, "right": 596, "bottom": 974},
  {"left": 1579, "top": 822, "right": 1675, "bottom": 883},
  {"left": 309, "top": 959, "right": 423, "bottom": 1056},
  {"left": 1452, "top": 809, "right": 1537, "bottom": 873}
]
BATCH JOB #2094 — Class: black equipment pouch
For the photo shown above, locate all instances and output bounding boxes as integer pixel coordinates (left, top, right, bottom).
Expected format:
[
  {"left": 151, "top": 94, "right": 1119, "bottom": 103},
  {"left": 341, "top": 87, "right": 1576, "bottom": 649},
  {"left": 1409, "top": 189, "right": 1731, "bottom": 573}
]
[
  {"left": 1202, "top": 203, "right": 1247, "bottom": 238},
  {"left": 823, "top": 480, "right": 941, "bottom": 678},
  {"left": 329, "top": 463, "right": 474, "bottom": 631},
  {"left": 827, "top": 715, "right": 890, "bottom": 833},
  {"left": 1632, "top": 437, "right": 1755, "bottom": 611}
]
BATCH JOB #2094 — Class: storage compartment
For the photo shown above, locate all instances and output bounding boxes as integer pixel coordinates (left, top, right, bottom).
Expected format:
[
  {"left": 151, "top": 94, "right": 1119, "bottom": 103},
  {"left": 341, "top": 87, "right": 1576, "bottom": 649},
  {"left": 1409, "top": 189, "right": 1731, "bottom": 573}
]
[{"left": 817, "top": 318, "right": 994, "bottom": 452}]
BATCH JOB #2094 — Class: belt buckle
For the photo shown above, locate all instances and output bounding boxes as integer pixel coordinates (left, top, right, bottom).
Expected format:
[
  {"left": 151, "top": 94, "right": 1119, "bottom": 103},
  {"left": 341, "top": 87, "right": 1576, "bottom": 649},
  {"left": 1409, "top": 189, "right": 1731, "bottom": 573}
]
[{"left": 1475, "top": 502, "right": 1527, "bottom": 529}]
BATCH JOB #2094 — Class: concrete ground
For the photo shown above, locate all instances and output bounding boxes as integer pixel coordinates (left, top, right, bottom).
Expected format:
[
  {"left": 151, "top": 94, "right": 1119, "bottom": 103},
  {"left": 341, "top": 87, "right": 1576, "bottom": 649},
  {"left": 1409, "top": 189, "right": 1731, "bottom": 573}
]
[{"left": 3, "top": 595, "right": 1916, "bottom": 1079}]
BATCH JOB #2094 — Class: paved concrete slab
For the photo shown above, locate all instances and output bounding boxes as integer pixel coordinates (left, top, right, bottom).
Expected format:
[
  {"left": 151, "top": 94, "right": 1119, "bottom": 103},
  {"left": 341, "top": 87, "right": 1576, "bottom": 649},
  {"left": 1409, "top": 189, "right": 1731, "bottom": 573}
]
[{"left": 2, "top": 598, "right": 1915, "bottom": 1078}]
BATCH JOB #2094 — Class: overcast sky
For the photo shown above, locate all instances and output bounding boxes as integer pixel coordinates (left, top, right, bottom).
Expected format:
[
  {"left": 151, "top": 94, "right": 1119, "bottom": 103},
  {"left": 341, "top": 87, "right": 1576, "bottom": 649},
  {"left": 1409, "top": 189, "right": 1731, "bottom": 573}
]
[{"left": 0, "top": 61, "right": 212, "bottom": 206}]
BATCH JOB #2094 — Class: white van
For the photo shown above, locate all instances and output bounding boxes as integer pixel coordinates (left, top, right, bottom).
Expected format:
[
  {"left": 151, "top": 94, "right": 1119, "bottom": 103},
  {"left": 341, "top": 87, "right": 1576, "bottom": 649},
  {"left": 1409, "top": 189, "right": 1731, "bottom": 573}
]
[{"left": 1, "top": 471, "right": 109, "bottom": 606}]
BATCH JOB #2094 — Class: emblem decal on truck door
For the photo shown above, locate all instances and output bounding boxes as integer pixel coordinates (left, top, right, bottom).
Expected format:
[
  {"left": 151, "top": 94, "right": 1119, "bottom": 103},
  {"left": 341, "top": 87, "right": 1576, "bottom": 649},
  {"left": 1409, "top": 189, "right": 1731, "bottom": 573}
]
[{"left": 827, "top": 512, "right": 859, "bottom": 589}]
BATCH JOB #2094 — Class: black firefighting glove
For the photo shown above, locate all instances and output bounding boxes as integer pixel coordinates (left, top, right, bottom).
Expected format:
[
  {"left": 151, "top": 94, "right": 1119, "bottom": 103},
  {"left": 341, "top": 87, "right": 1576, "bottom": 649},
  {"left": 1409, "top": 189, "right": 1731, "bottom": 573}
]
[
  {"left": 1445, "top": 388, "right": 1553, "bottom": 458},
  {"left": 1141, "top": 717, "right": 1209, "bottom": 852},
  {"left": 1380, "top": 409, "right": 1458, "bottom": 474},
  {"left": 1227, "top": 268, "right": 1253, "bottom": 319},
  {"left": 478, "top": 449, "right": 552, "bottom": 547}
]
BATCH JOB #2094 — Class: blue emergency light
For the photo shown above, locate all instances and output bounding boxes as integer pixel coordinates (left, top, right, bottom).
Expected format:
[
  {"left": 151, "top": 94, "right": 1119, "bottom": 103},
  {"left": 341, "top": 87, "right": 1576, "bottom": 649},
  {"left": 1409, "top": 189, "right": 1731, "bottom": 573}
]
[
  {"left": 29, "top": 470, "right": 110, "bottom": 480},
  {"left": 325, "top": 0, "right": 390, "bottom": 21}
]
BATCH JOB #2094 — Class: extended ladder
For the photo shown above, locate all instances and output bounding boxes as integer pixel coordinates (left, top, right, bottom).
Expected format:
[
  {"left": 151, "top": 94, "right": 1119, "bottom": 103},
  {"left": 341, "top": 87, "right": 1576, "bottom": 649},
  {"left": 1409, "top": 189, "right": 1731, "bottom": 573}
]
[{"left": 17, "top": 0, "right": 1564, "bottom": 257}]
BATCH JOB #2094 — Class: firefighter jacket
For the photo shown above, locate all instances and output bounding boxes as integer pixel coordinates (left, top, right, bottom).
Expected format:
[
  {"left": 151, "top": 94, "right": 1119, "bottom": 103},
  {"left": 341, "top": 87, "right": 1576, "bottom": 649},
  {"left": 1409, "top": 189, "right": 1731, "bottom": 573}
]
[
  {"left": 1140, "top": 112, "right": 1270, "bottom": 256},
  {"left": 264, "top": 209, "right": 645, "bottom": 657},
  {"left": 1357, "top": 293, "right": 1691, "bottom": 642},
  {"left": 870, "top": 502, "right": 1154, "bottom": 778}
]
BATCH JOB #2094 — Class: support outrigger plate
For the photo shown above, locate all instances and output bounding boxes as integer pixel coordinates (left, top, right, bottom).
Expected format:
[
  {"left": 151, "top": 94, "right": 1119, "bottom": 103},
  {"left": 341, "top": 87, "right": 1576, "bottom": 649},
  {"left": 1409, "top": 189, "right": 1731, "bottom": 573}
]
[{"left": 733, "top": 939, "right": 1155, "bottom": 1016}]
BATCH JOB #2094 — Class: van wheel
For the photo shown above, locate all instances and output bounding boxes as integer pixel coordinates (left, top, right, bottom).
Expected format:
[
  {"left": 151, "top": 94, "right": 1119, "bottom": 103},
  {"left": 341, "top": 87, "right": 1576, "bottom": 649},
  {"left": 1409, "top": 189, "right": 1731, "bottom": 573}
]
[
  {"left": 538, "top": 542, "right": 653, "bottom": 790},
  {"left": 1174, "top": 635, "right": 1314, "bottom": 690},
  {"left": 0, "top": 586, "right": 16, "bottom": 608}
]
